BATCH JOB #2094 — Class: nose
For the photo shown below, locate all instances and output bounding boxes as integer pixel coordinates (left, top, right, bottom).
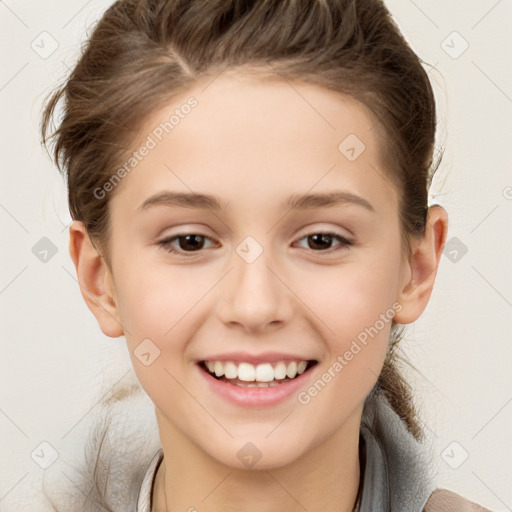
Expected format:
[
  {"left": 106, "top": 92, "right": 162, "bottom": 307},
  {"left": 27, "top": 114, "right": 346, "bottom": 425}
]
[{"left": 216, "top": 247, "right": 294, "bottom": 333}]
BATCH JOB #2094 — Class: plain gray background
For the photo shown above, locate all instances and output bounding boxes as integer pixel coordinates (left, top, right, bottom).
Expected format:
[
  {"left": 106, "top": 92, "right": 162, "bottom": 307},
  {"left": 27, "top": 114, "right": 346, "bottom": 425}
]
[{"left": 1, "top": 1, "right": 511, "bottom": 510}]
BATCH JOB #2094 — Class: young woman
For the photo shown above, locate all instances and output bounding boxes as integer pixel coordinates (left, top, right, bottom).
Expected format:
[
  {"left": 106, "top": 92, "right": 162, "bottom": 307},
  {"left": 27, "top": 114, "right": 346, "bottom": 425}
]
[{"left": 40, "top": 0, "right": 491, "bottom": 510}]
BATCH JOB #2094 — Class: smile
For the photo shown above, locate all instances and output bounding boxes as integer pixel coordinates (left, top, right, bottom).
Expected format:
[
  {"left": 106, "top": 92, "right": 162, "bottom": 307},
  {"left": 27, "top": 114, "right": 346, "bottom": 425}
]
[{"left": 200, "top": 359, "right": 318, "bottom": 388}]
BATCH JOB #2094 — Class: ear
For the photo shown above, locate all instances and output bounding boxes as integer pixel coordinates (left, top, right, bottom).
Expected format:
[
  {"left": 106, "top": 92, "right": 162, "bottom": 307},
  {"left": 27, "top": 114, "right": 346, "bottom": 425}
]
[
  {"left": 68, "top": 220, "right": 124, "bottom": 338},
  {"left": 394, "top": 205, "right": 449, "bottom": 324}
]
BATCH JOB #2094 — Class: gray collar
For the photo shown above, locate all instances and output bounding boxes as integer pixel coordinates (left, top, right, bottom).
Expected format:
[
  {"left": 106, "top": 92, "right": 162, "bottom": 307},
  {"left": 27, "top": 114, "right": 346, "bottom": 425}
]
[{"left": 357, "top": 390, "right": 437, "bottom": 512}]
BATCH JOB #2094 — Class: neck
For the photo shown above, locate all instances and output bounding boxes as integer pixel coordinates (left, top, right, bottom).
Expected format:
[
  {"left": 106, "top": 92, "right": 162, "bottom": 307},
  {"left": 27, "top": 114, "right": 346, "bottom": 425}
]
[{"left": 152, "top": 408, "right": 363, "bottom": 512}]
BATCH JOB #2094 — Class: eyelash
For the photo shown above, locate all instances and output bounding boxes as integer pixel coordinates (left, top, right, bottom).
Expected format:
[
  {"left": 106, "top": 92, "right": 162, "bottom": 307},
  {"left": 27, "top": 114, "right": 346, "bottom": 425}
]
[{"left": 157, "top": 230, "right": 353, "bottom": 256}]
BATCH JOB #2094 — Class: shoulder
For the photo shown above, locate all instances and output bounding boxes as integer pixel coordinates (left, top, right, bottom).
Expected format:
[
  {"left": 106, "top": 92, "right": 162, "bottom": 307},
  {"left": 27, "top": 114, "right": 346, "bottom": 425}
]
[
  {"left": 423, "top": 488, "right": 492, "bottom": 512},
  {"left": 42, "top": 373, "right": 161, "bottom": 511}
]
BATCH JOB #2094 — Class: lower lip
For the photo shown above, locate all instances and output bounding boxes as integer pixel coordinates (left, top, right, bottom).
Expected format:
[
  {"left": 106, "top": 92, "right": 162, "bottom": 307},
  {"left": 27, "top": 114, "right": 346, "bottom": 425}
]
[{"left": 198, "top": 364, "right": 315, "bottom": 407}]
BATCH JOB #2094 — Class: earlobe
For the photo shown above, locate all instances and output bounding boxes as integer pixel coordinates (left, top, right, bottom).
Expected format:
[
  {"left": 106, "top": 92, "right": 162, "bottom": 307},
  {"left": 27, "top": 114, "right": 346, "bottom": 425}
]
[
  {"left": 68, "top": 220, "right": 124, "bottom": 338},
  {"left": 394, "top": 206, "right": 449, "bottom": 325}
]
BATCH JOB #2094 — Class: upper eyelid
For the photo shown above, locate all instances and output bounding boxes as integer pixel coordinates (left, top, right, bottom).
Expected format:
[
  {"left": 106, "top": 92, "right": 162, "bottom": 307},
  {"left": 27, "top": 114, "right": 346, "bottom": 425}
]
[{"left": 158, "top": 222, "right": 353, "bottom": 240}]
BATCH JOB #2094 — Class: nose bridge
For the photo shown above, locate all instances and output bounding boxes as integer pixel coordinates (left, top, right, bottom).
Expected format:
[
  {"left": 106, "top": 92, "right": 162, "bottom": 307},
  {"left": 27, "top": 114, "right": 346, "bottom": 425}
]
[{"left": 217, "top": 237, "right": 292, "bottom": 331}]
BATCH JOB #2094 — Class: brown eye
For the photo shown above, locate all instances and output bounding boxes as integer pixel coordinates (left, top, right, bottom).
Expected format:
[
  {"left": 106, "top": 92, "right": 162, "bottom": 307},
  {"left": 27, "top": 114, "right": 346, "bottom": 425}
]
[
  {"left": 158, "top": 233, "right": 216, "bottom": 254},
  {"left": 295, "top": 231, "right": 352, "bottom": 253}
]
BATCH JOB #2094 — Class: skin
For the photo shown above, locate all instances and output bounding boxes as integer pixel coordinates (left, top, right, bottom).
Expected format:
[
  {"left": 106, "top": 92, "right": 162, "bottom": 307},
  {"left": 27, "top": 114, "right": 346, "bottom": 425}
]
[{"left": 69, "top": 71, "right": 448, "bottom": 512}]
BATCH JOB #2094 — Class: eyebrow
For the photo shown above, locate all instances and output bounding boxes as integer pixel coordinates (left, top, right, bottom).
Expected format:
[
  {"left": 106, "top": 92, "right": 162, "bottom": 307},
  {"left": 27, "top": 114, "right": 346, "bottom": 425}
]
[{"left": 138, "top": 190, "right": 375, "bottom": 213}]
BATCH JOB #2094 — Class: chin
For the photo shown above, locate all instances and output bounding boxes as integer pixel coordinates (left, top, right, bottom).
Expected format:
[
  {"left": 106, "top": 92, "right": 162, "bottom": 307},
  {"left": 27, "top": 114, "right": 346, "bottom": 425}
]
[{"left": 204, "top": 433, "right": 311, "bottom": 471}]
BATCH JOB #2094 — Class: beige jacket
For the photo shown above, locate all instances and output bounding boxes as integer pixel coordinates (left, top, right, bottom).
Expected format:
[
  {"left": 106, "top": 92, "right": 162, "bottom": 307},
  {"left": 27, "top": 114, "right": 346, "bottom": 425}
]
[{"left": 423, "top": 489, "right": 491, "bottom": 511}]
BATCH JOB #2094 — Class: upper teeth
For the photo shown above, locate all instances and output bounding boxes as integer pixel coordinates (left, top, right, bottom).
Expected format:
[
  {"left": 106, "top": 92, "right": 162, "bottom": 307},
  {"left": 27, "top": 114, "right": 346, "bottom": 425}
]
[{"left": 205, "top": 360, "right": 308, "bottom": 382}]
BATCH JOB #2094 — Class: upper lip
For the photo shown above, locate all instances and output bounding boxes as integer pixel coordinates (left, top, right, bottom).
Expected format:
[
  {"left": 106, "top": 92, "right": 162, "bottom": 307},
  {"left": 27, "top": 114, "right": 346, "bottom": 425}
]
[{"left": 197, "top": 352, "right": 318, "bottom": 365}]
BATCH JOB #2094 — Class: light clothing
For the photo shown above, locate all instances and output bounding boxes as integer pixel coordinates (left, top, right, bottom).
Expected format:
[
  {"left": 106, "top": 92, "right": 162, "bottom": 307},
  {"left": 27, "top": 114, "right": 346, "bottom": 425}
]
[
  {"left": 42, "top": 374, "right": 490, "bottom": 512},
  {"left": 137, "top": 449, "right": 163, "bottom": 512}
]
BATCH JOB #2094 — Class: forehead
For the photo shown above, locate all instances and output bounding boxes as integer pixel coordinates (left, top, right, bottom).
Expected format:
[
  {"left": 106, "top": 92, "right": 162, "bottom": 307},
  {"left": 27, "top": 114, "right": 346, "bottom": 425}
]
[
  {"left": 143, "top": 72, "right": 378, "bottom": 157},
  {"left": 110, "top": 72, "right": 398, "bottom": 218}
]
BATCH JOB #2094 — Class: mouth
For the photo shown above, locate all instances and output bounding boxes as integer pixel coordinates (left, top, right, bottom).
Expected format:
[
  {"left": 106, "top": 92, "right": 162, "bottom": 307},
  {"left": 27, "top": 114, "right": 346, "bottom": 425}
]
[{"left": 198, "top": 359, "right": 318, "bottom": 388}]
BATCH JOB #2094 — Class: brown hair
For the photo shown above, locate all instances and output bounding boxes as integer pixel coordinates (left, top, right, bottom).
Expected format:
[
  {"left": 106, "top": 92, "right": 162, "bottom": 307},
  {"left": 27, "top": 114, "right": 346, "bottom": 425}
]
[{"left": 41, "top": 0, "right": 441, "bottom": 444}]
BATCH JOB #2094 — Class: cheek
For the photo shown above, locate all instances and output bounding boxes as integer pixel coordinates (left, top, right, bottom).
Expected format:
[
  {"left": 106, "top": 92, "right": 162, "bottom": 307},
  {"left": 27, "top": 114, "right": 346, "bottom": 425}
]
[
  {"left": 113, "top": 261, "right": 214, "bottom": 394},
  {"left": 114, "top": 258, "right": 200, "bottom": 340},
  {"left": 114, "top": 267, "right": 194, "bottom": 410},
  {"left": 296, "top": 281, "right": 395, "bottom": 434},
  {"left": 300, "top": 253, "right": 401, "bottom": 341},
  {"left": 294, "top": 250, "right": 401, "bottom": 398}
]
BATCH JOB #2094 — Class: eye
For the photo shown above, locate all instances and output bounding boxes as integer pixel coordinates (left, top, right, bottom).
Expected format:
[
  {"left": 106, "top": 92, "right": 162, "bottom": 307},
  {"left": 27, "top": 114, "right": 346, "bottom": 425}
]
[
  {"left": 158, "top": 233, "right": 217, "bottom": 254},
  {"left": 158, "top": 230, "right": 352, "bottom": 256},
  {"left": 294, "top": 231, "right": 352, "bottom": 253}
]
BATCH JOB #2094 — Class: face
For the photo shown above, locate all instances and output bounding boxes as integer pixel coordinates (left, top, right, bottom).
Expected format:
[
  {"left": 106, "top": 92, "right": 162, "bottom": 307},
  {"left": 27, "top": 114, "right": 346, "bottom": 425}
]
[{"left": 101, "top": 72, "right": 412, "bottom": 469}]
